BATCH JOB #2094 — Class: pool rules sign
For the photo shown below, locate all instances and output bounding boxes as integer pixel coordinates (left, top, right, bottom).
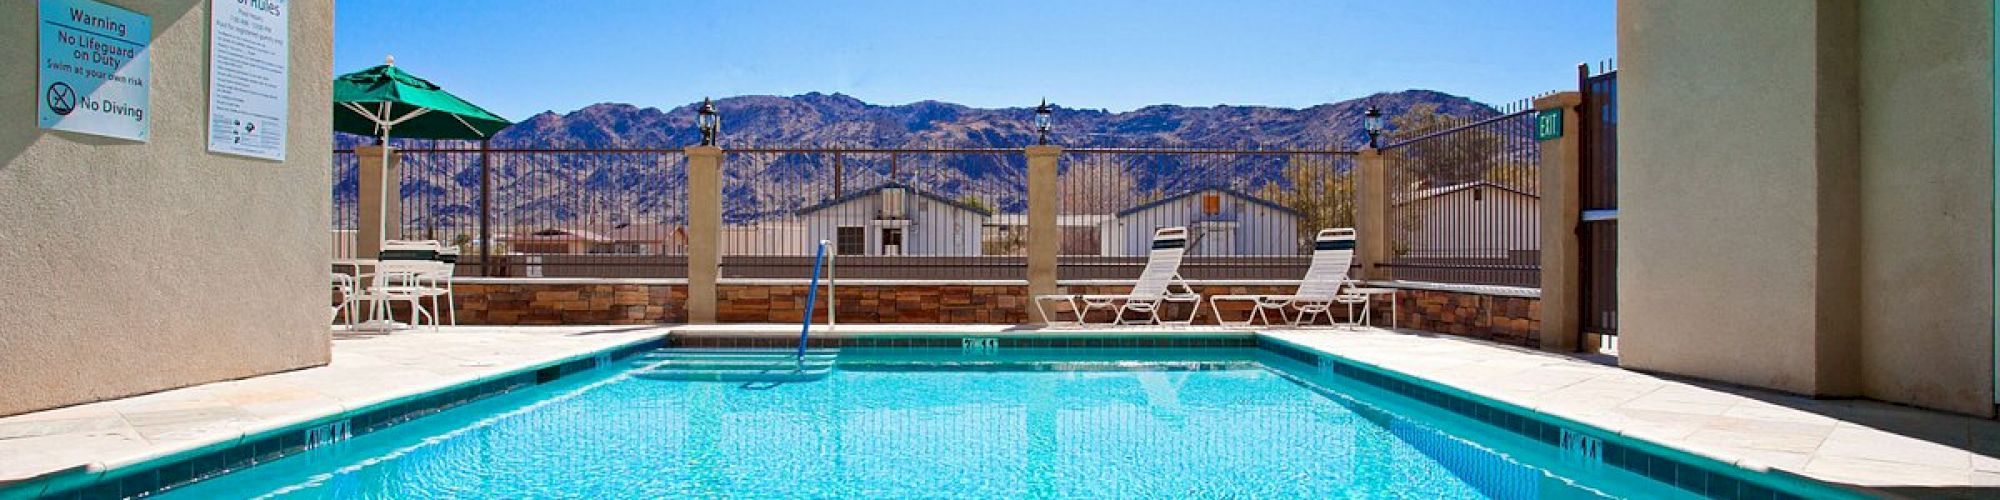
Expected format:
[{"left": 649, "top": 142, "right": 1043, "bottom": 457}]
[
  {"left": 37, "top": 0, "right": 151, "bottom": 141},
  {"left": 207, "top": 0, "right": 289, "bottom": 160}
]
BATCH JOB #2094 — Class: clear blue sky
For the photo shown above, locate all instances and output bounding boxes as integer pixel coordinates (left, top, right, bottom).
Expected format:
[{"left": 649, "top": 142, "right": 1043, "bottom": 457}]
[{"left": 335, "top": 1, "right": 1615, "bottom": 120}]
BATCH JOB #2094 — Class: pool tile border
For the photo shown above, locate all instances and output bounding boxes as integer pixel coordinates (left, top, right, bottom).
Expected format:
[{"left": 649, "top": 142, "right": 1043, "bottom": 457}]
[
  {"left": 26, "top": 340, "right": 665, "bottom": 500},
  {"left": 668, "top": 335, "right": 1256, "bottom": 349},
  {"left": 1257, "top": 337, "right": 1870, "bottom": 500}
]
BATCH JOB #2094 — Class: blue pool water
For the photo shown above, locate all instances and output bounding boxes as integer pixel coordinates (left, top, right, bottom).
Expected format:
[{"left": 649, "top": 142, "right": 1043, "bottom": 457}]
[{"left": 156, "top": 347, "right": 1691, "bottom": 499}]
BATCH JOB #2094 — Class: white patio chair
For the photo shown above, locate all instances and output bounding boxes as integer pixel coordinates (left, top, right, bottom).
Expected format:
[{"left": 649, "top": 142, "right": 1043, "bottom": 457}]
[
  {"left": 330, "top": 272, "right": 359, "bottom": 328},
  {"left": 1035, "top": 226, "right": 1200, "bottom": 326},
  {"left": 416, "top": 259, "right": 457, "bottom": 326},
  {"left": 1210, "top": 228, "right": 1357, "bottom": 327},
  {"left": 359, "top": 260, "right": 440, "bottom": 331},
  {"left": 383, "top": 240, "right": 456, "bottom": 326}
]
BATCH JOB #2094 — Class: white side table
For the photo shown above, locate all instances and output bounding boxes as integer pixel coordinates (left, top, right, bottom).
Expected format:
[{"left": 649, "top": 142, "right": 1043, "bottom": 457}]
[{"left": 1342, "top": 287, "right": 1399, "bottom": 328}]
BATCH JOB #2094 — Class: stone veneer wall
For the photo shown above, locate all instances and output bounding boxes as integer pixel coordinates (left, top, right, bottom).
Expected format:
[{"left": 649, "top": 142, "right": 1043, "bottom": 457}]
[
  {"left": 428, "top": 281, "right": 1541, "bottom": 348},
  {"left": 1388, "top": 289, "right": 1541, "bottom": 348},
  {"left": 717, "top": 284, "right": 1030, "bottom": 324},
  {"left": 450, "top": 283, "right": 686, "bottom": 325}
]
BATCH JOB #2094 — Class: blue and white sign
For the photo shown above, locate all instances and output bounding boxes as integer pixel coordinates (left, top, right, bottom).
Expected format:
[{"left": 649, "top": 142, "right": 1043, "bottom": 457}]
[
  {"left": 37, "top": 0, "right": 151, "bottom": 141},
  {"left": 208, "top": 0, "right": 289, "bottom": 160}
]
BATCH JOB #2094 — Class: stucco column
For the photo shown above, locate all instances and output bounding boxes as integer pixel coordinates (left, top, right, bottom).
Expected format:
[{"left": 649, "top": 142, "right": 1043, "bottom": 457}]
[
  {"left": 355, "top": 145, "right": 401, "bottom": 259},
  {"left": 1354, "top": 148, "right": 1393, "bottom": 281},
  {"left": 685, "top": 145, "right": 723, "bottom": 324},
  {"left": 1025, "top": 145, "right": 1061, "bottom": 323},
  {"left": 1535, "top": 92, "right": 1584, "bottom": 353}
]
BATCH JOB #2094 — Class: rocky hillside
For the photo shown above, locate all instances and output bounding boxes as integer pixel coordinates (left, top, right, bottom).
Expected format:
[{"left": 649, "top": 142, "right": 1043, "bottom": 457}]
[{"left": 335, "top": 90, "right": 1504, "bottom": 229}]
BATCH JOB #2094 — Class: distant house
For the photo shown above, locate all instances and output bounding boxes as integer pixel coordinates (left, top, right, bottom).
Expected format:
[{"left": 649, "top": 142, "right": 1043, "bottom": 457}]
[
  {"left": 1393, "top": 181, "right": 1539, "bottom": 259},
  {"left": 1100, "top": 188, "right": 1301, "bottom": 256},
  {"left": 983, "top": 214, "right": 1112, "bottom": 256},
  {"left": 794, "top": 182, "right": 989, "bottom": 256},
  {"left": 497, "top": 223, "right": 687, "bottom": 255}
]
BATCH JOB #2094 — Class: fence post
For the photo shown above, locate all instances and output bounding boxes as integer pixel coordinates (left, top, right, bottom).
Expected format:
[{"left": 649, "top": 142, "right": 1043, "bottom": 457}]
[
  {"left": 686, "top": 145, "right": 723, "bottom": 324},
  {"left": 355, "top": 145, "right": 401, "bottom": 259},
  {"left": 478, "top": 140, "right": 493, "bottom": 276},
  {"left": 1536, "top": 91, "right": 1584, "bottom": 353},
  {"left": 1025, "top": 145, "right": 1061, "bottom": 323},
  {"left": 1355, "top": 148, "right": 1394, "bottom": 281}
]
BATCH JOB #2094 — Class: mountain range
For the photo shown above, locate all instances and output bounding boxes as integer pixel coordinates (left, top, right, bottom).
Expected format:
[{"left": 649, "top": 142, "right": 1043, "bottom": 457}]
[{"left": 335, "top": 90, "right": 1504, "bottom": 230}]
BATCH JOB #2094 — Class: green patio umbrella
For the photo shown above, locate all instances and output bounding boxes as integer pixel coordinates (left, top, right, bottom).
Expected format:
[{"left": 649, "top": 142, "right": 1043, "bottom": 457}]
[{"left": 332, "top": 56, "right": 510, "bottom": 253}]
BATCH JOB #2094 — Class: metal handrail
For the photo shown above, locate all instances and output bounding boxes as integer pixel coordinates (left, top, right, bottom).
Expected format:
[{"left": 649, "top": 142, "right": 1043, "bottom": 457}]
[{"left": 796, "top": 239, "right": 829, "bottom": 359}]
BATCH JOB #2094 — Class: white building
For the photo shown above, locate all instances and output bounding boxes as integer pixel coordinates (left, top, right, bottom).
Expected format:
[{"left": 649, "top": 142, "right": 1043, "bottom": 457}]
[
  {"left": 1099, "top": 188, "right": 1302, "bottom": 256},
  {"left": 1393, "top": 181, "right": 1540, "bottom": 259},
  {"left": 719, "top": 221, "right": 809, "bottom": 255},
  {"left": 794, "top": 182, "right": 990, "bottom": 256}
]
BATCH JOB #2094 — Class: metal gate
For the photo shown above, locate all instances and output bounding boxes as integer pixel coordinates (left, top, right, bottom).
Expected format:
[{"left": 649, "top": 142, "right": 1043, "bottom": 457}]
[{"left": 1578, "top": 62, "right": 1619, "bottom": 338}]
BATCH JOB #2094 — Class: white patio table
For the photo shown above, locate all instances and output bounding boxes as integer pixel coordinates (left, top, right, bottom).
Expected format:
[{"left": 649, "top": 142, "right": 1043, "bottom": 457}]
[{"left": 332, "top": 259, "right": 409, "bottom": 332}]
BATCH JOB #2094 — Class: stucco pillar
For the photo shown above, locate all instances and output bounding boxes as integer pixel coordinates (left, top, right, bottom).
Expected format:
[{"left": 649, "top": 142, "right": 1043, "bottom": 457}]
[
  {"left": 685, "top": 145, "right": 723, "bottom": 324},
  {"left": 1025, "top": 145, "right": 1061, "bottom": 323},
  {"left": 356, "top": 145, "right": 401, "bottom": 259},
  {"left": 1619, "top": 0, "right": 1865, "bottom": 401},
  {"left": 1354, "top": 148, "right": 1393, "bottom": 281},
  {"left": 1535, "top": 92, "right": 1583, "bottom": 353}
]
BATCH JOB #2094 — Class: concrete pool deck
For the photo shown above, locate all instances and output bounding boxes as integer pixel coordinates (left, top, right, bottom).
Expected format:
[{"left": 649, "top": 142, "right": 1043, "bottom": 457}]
[
  {"left": 0, "top": 326, "right": 668, "bottom": 496},
  {"left": 0, "top": 323, "right": 1994, "bottom": 498},
  {"left": 1263, "top": 329, "right": 2000, "bottom": 498}
]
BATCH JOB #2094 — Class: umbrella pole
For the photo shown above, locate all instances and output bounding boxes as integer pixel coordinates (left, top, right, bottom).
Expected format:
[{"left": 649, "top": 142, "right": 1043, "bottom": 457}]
[
  {"left": 357, "top": 127, "right": 406, "bottom": 332},
  {"left": 378, "top": 129, "right": 391, "bottom": 250}
]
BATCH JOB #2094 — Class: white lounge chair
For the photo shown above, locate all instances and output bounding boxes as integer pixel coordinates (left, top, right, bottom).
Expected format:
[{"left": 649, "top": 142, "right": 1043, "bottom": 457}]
[
  {"left": 1209, "top": 228, "right": 1358, "bottom": 327},
  {"left": 1035, "top": 226, "right": 1201, "bottom": 326}
]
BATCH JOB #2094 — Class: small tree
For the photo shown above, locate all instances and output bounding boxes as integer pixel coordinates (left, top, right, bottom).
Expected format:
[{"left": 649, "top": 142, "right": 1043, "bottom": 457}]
[
  {"left": 1259, "top": 155, "right": 1355, "bottom": 252},
  {"left": 1384, "top": 103, "right": 1506, "bottom": 187},
  {"left": 956, "top": 195, "right": 992, "bottom": 214}
]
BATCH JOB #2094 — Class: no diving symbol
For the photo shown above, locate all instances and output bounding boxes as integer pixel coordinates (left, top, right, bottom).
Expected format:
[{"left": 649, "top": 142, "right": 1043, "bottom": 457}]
[{"left": 45, "top": 82, "right": 76, "bottom": 116}]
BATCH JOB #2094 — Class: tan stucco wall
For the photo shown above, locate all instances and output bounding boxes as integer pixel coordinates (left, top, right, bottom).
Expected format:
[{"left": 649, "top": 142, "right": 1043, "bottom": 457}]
[
  {"left": 1620, "top": 0, "right": 1994, "bottom": 416},
  {"left": 0, "top": 1, "right": 334, "bottom": 416},
  {"left": 1618, "top": 0, "right": 1840, "bottom": 396},
  {"left": 1854, "top": 0, "right": 1994, "bottom": 416}
]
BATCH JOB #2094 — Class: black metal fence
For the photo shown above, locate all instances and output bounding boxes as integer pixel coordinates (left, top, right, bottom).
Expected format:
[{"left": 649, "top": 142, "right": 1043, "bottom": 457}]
[
  {"left": 1579, "top": 61, "right": 1619, "bottom": 336},
  {"left": 1378, "top": 98, "right": 1542, "bottom": 287},
  {"left": 332, "top": 141, "right": 1550, "bottom": 287},
  {"left": 333, "top": 146, "right": 688, "bottom": 278},
  {"left": 1056, "top": 149, "right": 1356, "bottom": 281}
]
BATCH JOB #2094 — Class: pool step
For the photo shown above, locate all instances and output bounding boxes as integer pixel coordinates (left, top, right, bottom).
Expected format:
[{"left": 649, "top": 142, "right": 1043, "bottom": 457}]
[{"left": 630, "top": 348, "right": 837, "bottom": 383}]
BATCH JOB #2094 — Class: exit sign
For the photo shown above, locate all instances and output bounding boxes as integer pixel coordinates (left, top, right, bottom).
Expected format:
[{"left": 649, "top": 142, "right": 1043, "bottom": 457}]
[{"left": 1535, "top": 108, "right": 1564, "bottom": 140}]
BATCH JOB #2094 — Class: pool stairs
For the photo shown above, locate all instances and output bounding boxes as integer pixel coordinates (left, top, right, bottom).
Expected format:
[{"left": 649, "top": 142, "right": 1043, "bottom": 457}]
[{"left": 630, "top": 348, "right": 838, "bottom": 382}]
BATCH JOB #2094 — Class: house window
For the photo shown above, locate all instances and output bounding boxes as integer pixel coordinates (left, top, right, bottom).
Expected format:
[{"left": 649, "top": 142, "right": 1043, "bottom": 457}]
[
  {"left": 1201, "top": 194, "right": 1221, "bottom": 215},
  {"left": 880, "top": 228, "right": 904, "bottom": 256},
  {"left": 837, "top": 227, "right": 865, "bottom": 255}
]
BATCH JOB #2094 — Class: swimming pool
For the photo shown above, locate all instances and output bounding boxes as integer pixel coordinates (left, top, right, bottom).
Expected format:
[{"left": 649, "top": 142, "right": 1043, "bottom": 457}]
[{"left": 140, "top": 344, "right": 1793, "bottom": 499}]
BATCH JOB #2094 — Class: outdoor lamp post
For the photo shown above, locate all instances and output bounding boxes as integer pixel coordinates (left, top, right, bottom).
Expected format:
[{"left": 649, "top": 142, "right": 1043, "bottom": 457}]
[
  {"left": 1363, "top": 105, "right": 1385, "bottom": 149},
  {"left": 697, "top": 97, "right": 720, "bottom": 146},
  {"left": 1035, "top": 99, "right": 1053, "bottom": 146}
]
